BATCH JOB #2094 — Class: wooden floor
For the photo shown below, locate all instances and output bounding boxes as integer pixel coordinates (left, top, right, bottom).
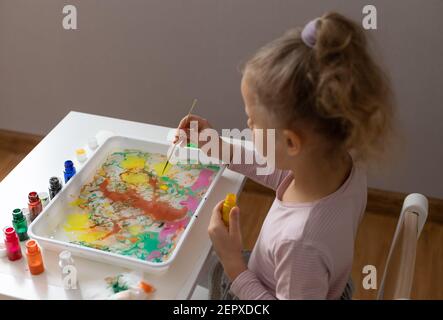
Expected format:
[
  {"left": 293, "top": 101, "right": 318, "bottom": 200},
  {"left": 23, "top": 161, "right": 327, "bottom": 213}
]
[
  {"left": 1, "top": 129, "right": 442, "bottom": 299},
  {"left": 238, "top": 181, "right": 443, "bottom": 300},
  {"left": 0, "top": 130, "right": 42, "bottom": 181}
]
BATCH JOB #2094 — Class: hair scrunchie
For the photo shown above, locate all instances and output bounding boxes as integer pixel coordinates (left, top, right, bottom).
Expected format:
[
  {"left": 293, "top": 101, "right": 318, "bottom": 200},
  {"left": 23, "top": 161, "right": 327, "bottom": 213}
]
[{"left": 301, "top": 18, "right": 319, "bottom": 48}]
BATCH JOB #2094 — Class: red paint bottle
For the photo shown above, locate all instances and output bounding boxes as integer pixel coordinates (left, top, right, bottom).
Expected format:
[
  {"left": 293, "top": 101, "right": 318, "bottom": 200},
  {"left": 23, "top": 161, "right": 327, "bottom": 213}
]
[
  {"left": 28, "top": 192, "right": 43, "bottom": 222},
  {"left": 3, "top": 227, "right": 22, "bottom": 261}
]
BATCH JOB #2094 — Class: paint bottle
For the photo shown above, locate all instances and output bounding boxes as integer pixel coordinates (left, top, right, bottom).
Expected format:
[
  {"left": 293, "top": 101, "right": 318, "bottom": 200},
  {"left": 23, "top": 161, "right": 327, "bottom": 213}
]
[
  {"left": 64, "top": 160, "right": 76, "bottom": 183},
  {"left": 25, "top": 240, "right": 45, "bottom": 275},
  {"left": 22, "top": 208, "right": 31, "bottom": 226},
  {"left": 28, "top": 192, "right": 43, "bottom": 222},
  {"left": 49, "top": 176, "right": 63, "bottom": 200},
  {"left": 221, "top": 193, "right": 236, "bottom": 227},
  {"left": 38, "top": 192, "right": 50, "bottom": 208},
  {"left": 88, "top": 137, "right": 98, "bottom": 150},
  {"left": 12, "top": 208, "right": 29, "bottom": 241},
  {"left": 3, "top": 227, "right": 22, "bottom": 261},
  {"left": 76, "top": 148, "right": 87, "bottom": 163},
  {"left": 59, "top": 250, "right": 75, "bottom": 271}
]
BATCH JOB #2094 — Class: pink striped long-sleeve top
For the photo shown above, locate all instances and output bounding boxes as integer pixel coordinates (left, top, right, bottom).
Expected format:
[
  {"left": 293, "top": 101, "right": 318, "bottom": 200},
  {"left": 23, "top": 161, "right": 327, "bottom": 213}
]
[{"left": 227, "top": 155, "right": 367, "bottom": 300}]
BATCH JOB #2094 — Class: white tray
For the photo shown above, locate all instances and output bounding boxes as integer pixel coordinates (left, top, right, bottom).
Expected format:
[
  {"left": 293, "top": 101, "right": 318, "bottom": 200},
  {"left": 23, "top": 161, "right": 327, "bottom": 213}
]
[{"left": 28, "top": 135, "right": 225, "bottom": 273}]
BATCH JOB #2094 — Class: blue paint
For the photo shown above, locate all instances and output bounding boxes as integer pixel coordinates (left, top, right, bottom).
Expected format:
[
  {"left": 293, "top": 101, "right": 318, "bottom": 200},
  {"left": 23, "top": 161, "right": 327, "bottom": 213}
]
[{"left": 64, "top": 160, "right": 76, "bottom": 183}]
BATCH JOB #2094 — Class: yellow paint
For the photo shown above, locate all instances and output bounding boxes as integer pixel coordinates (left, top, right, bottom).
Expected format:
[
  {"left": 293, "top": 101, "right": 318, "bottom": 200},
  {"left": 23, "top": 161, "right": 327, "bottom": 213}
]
[
  {"left": 69, "top": 198, "right": 87, "bottom": 207},
  {"left": 222, "top": 193, "right": 237, "bottom": 227},
  {"left": 128, "top": 224, "right": 143, "bottom": 236},
  {"left": 121, "top": 172, "right": 149, "bottom": 185},
  {"left": 153, "top": 161, "right": 172, "bottom": 176},
  {"left": 121, "top": 156, "right": 145, "bottom": 170},
  {"left": 77, "top": 230, "right": 108, "bottom": 243},
  {"left": 64, "top": 213, "right": 90, "bottom": 231},
  {"left": 160, "top": 184, "right": 168, "bottom": 191},
  {"left": 63, "top": 213, "right": 107, "bottom": 243}
]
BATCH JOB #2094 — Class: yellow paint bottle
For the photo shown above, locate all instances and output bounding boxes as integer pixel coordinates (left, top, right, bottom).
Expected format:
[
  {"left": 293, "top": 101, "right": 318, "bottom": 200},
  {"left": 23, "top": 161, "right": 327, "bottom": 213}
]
[{"left": 221, "top": 193, "right": 236, "bottom": 227}]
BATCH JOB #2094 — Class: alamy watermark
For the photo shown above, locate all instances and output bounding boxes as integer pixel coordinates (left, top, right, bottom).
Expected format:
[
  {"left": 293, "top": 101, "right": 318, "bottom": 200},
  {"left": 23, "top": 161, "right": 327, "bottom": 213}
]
[
  {"left": 63, "top": 4, "right": 378, "bottom": 31},
  {"left": 362, "top": 265, "right": 377, "bottom": 290},
  {"left": 62, "top": 5, "right": 77, "bottom": 30},
  {"left": 62, "top": 265, "right": 78, "bottom": 290},
  {"left": 362, "top": 5, "right": 377, "bottom": 30},
  {"left": 168, "top": 122, "right": 276, "bottom": 176}
]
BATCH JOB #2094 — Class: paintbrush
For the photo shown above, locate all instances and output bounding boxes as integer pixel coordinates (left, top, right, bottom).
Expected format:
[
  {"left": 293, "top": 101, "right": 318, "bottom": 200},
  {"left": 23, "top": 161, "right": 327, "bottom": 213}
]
[{"left": 161, "top": 98, "right": 198, "bottom": 175}]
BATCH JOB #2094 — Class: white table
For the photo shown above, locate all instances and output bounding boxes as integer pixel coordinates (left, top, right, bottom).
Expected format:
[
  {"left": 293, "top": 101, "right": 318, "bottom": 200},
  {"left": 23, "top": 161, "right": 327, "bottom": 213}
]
[{"left": 0, "top": 111, "right": 246, "bottom": 299}]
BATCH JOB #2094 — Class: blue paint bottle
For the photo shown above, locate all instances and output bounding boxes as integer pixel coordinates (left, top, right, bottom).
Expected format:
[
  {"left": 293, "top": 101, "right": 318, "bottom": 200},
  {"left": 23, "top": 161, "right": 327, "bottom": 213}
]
[{"left": 64, "top": 160, "right": 76, "bottom": 183}]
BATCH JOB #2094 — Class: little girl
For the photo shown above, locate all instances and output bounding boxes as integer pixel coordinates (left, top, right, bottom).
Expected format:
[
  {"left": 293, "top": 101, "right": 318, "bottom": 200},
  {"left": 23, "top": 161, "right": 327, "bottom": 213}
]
[{"left": 175, "top": 12, "right": 393, "bottom": 300}]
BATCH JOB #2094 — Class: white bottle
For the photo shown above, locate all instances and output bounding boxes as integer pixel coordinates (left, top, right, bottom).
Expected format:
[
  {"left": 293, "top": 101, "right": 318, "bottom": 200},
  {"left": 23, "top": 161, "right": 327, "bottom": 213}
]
[
  {"left": 88, "top": 137, "right": 98, "bottom": 150},
  {"left": 76, "top": 148, "right": 87, "bottom": 163}
]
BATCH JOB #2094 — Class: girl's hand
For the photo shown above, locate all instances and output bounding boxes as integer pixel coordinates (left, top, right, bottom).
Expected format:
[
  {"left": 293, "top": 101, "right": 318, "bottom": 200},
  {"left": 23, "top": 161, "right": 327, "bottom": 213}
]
[
  {"left": 174, "top": 114, "right": 232, "bottom": 162},
  {"left": 174, "top": 114, "right": 213, "bottom": 148},
  {"left": 208, "top": 200, "right": 247, "bottom": 281}
]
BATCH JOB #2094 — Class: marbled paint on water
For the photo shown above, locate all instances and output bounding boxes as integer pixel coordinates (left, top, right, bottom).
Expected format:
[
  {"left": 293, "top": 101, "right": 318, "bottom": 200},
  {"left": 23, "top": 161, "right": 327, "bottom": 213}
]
[{"left": 63, "top": 149, "right": 220, "bottom": 263}]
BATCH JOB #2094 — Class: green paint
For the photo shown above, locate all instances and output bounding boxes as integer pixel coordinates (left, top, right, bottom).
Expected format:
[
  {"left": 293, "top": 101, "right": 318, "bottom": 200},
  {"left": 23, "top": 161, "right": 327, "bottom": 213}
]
[
  {"left": 187, "top": 143, "right": 198, "bottom": 148},
  {"left": 140, "top": 232, "right": 159, "bottom": 252},
  {"left": 160, "top": 176, "right": 196, "bottom": 197},
  {"left": 109, "top": 275, "right": 129, "bottom": 293},
  {"left": 207, "top": 164, "right": 221, "bottom": 171},
  {"left": 76, "top": 241, "right": 111, "bottom": 252},
  {"left": 118, "top": 231, "right": 159, "bottom": 260},
  {"left": 12, "top": 208, "right": 29, "bottom": 241}
]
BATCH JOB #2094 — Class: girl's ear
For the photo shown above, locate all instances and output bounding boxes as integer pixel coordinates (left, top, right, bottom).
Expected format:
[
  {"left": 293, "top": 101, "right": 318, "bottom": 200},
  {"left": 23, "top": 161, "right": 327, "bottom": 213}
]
[{"left": 282, "top": 129, "right": 302, "bottom": 156}]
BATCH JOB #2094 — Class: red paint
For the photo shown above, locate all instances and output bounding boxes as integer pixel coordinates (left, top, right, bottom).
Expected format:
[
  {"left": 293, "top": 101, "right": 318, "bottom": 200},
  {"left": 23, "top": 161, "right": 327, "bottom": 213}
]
[
  {"left": 89, "top": 215, "right": 137, "bottom": 241},
  {"left": 100, "top": 220, "right": 122, "bottom": 240},
  {"left": 25, "top": 240, "right": 45, "bottom": 275},
  {"left": 28, "top": 192, "right": 43, "bottom": 222},
  {"left": 3, "top": 227, "right": 22, "bottom": 261},
  {"left": 99, "top": 178, "right": 187, "bottom": 222}
]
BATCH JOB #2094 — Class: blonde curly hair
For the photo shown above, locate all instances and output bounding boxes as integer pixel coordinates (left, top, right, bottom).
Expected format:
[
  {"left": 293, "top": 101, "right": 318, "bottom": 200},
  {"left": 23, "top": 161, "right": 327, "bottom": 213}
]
[{"left": 244, "top": 12, "right": 394, "bottom": 162}]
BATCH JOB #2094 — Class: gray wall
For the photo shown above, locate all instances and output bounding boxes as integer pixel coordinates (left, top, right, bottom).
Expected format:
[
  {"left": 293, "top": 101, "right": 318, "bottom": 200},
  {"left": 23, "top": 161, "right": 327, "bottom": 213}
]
[{"left": 1, "top": 0, "right": 442, "bottom": 198}]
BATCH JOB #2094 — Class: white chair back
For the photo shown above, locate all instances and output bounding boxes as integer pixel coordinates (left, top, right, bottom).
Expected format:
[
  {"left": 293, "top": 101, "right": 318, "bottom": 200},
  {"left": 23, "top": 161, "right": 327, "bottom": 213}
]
[{"left": 377, "top": 193, "right": 428, "bottom": 300}]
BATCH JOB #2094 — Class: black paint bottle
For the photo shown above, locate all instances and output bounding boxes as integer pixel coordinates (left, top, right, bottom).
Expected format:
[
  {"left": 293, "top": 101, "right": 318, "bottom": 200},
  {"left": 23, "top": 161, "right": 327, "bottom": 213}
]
[{"left": 49, "top": 177, "right": 63, "bottom": 200}]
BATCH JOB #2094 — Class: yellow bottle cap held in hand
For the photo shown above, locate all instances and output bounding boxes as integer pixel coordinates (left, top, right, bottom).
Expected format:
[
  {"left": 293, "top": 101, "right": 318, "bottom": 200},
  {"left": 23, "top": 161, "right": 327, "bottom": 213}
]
[{"left": 221, "top": 193, "right": 237, "bottom": 227}]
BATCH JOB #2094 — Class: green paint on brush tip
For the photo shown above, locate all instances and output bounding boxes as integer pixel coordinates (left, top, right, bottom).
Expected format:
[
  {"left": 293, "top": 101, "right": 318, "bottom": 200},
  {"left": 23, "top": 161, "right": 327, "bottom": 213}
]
[{"left": 187, "top": 143, "right": 198, "bottom": 148}]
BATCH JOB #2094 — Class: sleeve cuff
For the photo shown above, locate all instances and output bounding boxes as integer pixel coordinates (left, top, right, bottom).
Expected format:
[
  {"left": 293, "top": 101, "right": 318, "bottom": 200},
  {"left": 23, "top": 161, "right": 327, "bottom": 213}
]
[{"left": 230, "top": 269, "right": 257, "bottom": 298}]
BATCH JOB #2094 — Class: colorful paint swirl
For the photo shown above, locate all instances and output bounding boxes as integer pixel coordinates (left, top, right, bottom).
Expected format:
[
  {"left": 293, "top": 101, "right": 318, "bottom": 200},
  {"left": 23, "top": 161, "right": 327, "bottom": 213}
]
[{"left": 62, "top": 149, "right": 220, "bottom": 263}]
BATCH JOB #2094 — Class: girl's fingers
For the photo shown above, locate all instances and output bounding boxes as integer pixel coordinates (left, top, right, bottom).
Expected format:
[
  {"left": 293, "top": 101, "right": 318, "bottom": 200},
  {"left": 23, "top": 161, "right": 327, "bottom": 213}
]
[
  {"left": 175, "top": 128, "right": 208, "bottom": 148},
  {"left": 177, "top": 116, "right": 190, "bottom": 132},
  {"left": 209, "top": 200, "right": 225, "bottom": 227},
  {"left": 215, "top": 200, "right": 224, "bottom": 209},
  {"left": 175, "top": 114, "right": 209, "bottom": 144},
  {"left": 177, "top": 114, "right": 206, "bottom": 131},
  {"left": 228, "top": 207, "right": 241, "bottom": 239},
  {"left": 174, "top": 128, "right": 190, "bottom": 142}
]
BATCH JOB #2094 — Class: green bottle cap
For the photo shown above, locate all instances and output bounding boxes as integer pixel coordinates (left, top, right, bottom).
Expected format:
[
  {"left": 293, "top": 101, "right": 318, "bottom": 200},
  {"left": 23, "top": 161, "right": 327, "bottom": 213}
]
[{"left": 12, "top": 208, "right": 24, "bottom": 220}]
